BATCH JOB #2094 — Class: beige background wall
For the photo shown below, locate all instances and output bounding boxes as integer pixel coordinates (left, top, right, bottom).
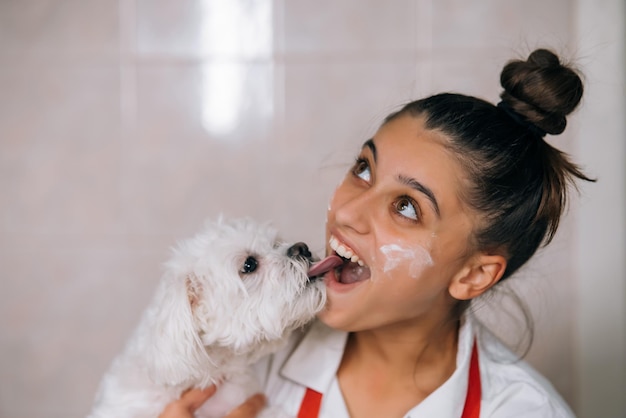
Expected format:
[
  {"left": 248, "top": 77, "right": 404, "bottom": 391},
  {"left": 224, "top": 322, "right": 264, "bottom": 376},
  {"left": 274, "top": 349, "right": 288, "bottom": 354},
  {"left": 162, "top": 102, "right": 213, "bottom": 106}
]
[{"left": 0, "top": 1, "right": 624, "bottom": 417}]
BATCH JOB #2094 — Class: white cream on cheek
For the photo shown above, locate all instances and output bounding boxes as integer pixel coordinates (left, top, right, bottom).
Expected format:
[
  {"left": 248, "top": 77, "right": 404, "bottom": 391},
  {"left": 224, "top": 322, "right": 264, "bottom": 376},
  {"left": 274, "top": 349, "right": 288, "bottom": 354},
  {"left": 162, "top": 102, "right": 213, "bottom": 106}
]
[{"left": 379, "top": 243, "right": 434, "bottom": 279}]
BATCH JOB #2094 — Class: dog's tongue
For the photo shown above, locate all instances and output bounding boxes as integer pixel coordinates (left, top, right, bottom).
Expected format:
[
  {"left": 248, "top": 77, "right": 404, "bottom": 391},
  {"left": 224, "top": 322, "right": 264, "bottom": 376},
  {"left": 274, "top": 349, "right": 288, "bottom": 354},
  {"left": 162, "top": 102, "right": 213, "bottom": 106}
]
[{"left": 308, "top": 255, "right": 344, "bottom": 278}]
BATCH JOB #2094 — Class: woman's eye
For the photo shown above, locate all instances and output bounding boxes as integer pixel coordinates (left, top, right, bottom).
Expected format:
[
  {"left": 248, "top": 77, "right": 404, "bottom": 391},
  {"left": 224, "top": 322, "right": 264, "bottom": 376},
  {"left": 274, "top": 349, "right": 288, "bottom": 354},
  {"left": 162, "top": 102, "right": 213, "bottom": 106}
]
[
  {"left": 394, "top": 197, "right": 419, "bottom": 221},
  {"left": 352, "top": 158, "right": 371, "bottom": 182}
]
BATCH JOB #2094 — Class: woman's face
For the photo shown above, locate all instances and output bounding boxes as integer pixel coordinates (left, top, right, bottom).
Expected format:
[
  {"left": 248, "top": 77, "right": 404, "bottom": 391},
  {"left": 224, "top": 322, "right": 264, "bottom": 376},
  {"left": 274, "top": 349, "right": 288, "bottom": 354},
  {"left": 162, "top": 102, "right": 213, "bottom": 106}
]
[{"left": 318, "top": 115, "right": 479, "bottom": 332}]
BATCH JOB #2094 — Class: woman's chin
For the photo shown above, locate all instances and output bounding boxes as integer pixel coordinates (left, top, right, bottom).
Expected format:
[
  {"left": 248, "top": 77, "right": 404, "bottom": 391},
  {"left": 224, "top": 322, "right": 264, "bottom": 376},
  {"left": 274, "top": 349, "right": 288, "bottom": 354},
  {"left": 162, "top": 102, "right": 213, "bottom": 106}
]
[{"left": 317, "top": 269, "right": 372, "bottom": 330}]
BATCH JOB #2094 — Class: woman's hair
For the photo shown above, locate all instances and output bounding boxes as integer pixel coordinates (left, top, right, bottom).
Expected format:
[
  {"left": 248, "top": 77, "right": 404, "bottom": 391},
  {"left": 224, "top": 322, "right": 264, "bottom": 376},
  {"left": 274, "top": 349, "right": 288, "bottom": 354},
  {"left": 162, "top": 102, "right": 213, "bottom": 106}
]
[{"left": 384, "top": 49, "right": 594, "bottom": 280}]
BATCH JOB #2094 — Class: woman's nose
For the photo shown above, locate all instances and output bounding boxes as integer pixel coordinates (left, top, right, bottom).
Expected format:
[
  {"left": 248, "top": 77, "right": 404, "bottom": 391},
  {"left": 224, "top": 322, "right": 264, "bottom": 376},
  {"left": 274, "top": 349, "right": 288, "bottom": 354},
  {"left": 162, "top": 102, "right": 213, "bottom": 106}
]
[
  {"left": 287, "top": 242, "right": 312, "bottom": 259},
  {"left": 331, "top": 185, "right": 373, "bottom": 234}
]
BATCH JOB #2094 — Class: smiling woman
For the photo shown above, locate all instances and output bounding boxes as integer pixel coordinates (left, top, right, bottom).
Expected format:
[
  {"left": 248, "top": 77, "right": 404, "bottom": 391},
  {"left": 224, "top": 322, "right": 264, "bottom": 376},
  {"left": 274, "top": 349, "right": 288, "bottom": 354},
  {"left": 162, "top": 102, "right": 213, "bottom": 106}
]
[
  {"left": 161, "top": 49, "right": 592, "bottom": 418},
  {"left": 319, "top": 115, "right": 481, "bottom": 335}
]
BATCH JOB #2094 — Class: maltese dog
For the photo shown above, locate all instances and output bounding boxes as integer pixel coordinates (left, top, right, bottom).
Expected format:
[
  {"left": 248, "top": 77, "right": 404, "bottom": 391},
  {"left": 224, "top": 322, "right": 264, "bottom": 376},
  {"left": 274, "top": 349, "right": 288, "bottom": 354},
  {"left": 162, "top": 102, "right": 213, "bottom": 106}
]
[{"left": 88, "top": 217, "right": 326, "bottom": 418}]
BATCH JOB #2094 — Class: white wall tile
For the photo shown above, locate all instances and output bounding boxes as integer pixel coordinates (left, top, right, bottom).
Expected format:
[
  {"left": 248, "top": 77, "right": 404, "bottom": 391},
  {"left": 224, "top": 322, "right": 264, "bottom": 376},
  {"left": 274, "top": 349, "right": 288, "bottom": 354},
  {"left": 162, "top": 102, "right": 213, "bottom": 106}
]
[
  {"left": 0, "top": 0, "right": 119, "bottom": 58},
  {"left": 430, "top": 0, "right": 574, "bottom": 51},
  {"left": 283, "top": 0, "right": 417, "bottom": 54},
  {"left": 0, "top": 67, "right": 122, "bottom": 235},
  {"left": 0, "top": 246, "right": 164, "bottom": 417},
  {"left": 574, "top": 0, "right": 626, "bottom": 415}
]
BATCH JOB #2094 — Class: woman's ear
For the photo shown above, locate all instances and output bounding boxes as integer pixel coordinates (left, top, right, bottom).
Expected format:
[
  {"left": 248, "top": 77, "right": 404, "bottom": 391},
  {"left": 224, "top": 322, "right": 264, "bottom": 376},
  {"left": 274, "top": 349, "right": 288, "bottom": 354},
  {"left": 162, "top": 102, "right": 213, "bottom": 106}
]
[{"left": 448, "top": 254, "right": 507, "bottom": 300}]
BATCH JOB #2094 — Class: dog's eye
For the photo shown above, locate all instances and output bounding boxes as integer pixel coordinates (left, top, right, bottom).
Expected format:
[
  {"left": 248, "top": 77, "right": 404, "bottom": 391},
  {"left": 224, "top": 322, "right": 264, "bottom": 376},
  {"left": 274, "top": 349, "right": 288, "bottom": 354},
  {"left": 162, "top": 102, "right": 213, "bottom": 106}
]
[{"left": 241, "top": 256, "right": 258, "bottom": 274}]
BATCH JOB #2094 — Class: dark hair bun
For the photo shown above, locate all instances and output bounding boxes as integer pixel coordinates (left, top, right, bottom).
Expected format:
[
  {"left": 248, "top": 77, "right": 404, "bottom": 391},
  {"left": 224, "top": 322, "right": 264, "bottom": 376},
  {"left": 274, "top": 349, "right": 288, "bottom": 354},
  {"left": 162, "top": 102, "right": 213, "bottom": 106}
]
[{"left": 499, "top": 48, "right": 584, "bottom": 135}]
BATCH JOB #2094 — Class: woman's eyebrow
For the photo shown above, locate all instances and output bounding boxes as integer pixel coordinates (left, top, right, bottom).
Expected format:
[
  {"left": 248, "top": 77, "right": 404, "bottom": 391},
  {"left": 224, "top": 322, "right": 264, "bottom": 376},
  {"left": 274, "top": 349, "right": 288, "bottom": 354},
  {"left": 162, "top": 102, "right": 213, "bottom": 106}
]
[
  {"left": 362, "top": 139, "right": 377, "bottom": 162},
  {"left": 397, "top": 174, "right": 441, "bottom": 218}
]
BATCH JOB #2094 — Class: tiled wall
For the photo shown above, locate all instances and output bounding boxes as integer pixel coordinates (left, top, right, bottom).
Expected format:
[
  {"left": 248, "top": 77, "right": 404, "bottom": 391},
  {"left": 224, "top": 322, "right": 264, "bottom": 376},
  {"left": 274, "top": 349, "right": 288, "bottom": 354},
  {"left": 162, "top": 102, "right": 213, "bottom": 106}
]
[{"left": 0, "top": 1, "right": 623, "bottom": 417}]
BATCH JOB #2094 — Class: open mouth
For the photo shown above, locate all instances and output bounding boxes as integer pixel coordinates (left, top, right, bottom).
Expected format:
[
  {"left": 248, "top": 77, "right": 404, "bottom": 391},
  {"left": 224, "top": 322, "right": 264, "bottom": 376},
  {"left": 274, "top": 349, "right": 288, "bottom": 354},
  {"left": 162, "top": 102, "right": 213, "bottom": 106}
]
[{"left": 308, "top": 235, "right": 372, "bottom": 284}]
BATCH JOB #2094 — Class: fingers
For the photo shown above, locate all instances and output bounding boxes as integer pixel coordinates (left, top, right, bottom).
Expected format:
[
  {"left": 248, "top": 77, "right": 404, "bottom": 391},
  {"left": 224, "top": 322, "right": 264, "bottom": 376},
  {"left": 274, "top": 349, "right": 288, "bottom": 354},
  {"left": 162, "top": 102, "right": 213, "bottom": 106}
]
[
  {"left": 158, "top": 387, "right": 265, "bottom": 418},
  {"left": 181, "top": 386, "right": 218, "bottom": 412},
  {"left": 158, "top": 386, "right": 217, "bottom": 418},
  {"left": 225, "top": 393, "right": 267, "bottom": 418}
]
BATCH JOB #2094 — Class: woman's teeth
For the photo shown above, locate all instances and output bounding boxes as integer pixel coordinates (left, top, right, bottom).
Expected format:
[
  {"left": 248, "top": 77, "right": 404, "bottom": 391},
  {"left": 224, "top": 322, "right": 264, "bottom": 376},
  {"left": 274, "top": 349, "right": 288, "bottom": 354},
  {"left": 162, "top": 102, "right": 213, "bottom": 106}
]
[{"left": 329, "top": 236, "right": 364, "bottom": 266}]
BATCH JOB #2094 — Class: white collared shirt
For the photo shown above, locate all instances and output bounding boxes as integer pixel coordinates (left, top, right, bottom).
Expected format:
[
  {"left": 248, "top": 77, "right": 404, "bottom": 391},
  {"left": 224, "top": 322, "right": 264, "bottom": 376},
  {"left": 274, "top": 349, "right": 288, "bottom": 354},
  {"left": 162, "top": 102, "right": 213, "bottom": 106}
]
[{"left": 253, "top": 315, "right": 575, "bottom": 417}]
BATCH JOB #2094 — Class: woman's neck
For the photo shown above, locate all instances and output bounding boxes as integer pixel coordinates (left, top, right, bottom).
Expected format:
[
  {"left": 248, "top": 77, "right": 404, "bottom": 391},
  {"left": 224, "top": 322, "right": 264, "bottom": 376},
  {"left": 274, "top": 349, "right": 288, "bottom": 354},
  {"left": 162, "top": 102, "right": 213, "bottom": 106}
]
[
  {"left": 336, "top": 317, "right": 461, "bottom": 417},
  {"left": 349, "top": 316, "right": 459, "bottom": 376}
]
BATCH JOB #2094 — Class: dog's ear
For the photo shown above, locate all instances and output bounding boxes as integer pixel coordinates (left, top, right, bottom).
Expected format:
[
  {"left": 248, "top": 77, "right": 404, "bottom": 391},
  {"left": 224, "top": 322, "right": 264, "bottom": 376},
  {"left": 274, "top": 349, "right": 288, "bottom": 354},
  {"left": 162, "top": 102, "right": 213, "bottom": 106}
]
[{"left": 144, "top": 272, "right": 210, "bottom": 387}]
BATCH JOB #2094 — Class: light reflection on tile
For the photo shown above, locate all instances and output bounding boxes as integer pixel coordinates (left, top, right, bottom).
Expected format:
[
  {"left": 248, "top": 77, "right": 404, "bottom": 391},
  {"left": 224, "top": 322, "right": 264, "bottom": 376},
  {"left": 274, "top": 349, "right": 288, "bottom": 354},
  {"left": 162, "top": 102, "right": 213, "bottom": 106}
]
[
  {"left": 199, "top": 0, "right": 273, "bottom": 58},
  {"left": 133, "top": 61, "right": 277, "bottom": 155},
  {"left": 136, "top": 0, "right": 273, "bottom": 58},
  {"left": 201, "top": 60, "right": 275, "bottom": 138}
]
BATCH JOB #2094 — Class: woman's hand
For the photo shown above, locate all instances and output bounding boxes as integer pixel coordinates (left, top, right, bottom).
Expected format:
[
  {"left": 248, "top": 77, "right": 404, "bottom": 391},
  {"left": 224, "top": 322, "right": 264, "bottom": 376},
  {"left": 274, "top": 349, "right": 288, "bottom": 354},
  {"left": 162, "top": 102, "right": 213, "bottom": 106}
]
[{"left": 158, "top": 386, "right": 266, "bottom": 418}]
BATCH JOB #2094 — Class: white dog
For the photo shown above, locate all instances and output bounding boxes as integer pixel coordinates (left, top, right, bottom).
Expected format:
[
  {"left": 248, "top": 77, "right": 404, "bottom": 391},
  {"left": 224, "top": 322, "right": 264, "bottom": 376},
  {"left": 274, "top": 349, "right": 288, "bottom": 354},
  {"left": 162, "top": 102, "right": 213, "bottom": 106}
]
[{"left": 88, "top": 217, "right": 326, "bottom": 418}]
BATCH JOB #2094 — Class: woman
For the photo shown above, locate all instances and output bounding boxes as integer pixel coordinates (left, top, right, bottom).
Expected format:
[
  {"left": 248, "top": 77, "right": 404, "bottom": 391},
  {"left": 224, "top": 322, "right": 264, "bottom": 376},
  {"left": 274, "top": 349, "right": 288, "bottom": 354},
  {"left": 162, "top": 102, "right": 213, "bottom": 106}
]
[{"left": 162, "top": 48, "right": 590, "bottom": 418}]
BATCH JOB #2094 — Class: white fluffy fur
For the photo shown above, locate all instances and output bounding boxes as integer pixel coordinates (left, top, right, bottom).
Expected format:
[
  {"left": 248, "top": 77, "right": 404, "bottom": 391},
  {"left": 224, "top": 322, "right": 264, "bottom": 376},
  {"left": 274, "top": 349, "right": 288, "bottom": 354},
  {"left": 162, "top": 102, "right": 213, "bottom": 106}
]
[{"left": 88, "top": 218, "right": 326, "bottom": 418}]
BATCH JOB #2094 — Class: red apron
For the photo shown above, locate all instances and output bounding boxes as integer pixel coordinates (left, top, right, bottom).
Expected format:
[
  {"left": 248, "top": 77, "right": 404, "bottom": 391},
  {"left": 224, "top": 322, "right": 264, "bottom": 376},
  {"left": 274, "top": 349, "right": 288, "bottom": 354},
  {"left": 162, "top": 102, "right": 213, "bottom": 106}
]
[{"left": 297, "top": 340, "right": 481, "bottom": 418}]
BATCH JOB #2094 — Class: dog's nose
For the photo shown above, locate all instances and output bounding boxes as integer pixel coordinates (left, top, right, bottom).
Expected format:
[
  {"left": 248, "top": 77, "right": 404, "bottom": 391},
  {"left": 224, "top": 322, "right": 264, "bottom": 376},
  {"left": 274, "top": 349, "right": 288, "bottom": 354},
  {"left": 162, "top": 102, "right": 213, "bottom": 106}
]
[{"left": 287, "top": 242, "right": 312, "bottom": 259}]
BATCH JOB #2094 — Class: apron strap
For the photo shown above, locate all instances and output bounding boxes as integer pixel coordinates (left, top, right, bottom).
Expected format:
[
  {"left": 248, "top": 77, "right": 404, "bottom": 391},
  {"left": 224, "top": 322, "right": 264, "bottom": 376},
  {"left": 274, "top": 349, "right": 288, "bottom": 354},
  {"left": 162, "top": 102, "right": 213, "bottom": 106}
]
[
  {"left": 297, "top": 339, "right": 481, "bottom": 418},
  {"left": 297, "top": 386, "right": 322, "bottom": 418},
  {"left": 461, "top": 339, "right": 481, "bottom": 418}
]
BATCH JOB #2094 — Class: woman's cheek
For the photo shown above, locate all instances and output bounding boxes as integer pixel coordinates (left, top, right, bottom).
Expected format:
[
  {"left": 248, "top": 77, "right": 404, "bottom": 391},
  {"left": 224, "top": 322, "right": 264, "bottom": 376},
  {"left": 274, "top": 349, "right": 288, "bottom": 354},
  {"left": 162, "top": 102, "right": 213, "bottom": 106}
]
[{"left": 378, "top": 243, "right": 434, "bottom": 280}]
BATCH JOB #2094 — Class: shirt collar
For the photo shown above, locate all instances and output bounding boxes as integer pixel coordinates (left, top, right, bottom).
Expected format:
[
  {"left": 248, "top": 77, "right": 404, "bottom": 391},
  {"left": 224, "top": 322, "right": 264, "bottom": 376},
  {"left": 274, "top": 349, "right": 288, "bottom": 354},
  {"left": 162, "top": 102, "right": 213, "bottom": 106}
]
[
  {"left": 280, "top": 320, "right": 348, "bottom": 393},
  {"left": 406, "top": 314, "right": 476, "bottom": 417},
  {"left": 280, "top": 315, "right": 477, "bottom": 418}
]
